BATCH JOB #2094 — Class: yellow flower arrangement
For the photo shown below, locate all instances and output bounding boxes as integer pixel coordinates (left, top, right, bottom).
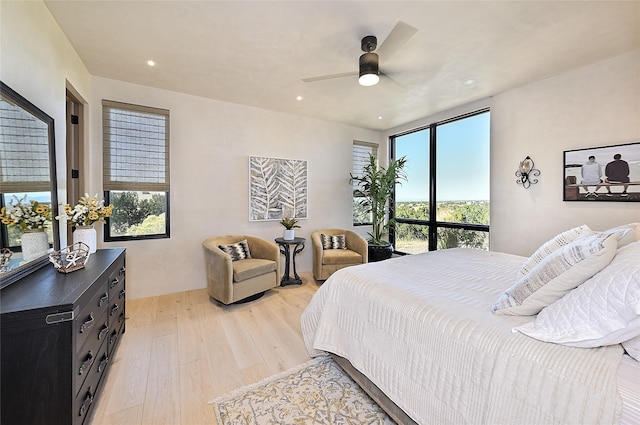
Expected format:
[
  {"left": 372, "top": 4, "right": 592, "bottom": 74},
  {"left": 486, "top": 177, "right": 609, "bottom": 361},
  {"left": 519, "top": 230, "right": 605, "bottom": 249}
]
[
  {"left": 0, "top": 195, "right": 51, "bottom": 230},
  {"left": 56, "top": 194, "right": 114, "bottom": 227}
]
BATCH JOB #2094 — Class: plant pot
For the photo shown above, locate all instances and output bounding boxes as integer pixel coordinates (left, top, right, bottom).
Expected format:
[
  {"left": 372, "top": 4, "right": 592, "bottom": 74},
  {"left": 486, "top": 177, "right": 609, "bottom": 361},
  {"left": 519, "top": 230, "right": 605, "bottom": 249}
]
[
  {"left": 73, "top": 225, "right": 97, "bottom": 253},
  {"left": 21, "top": 228, "right": 49, "bottom": 261},
  {"left": 368, "top": 243, "right": 393, "bottom": 262},
  {"left": 283, "top": 229, "right": 295, "bottom": 240}
]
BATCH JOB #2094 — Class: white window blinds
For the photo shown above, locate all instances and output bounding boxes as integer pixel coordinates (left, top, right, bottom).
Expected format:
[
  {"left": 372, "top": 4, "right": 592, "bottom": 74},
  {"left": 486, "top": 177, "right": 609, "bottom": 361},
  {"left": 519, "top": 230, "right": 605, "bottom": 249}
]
[
  {"left": 102, "top": 100, "right": 170, "bottom": 192},
  {"left": 352, "top": 140, "right": 378, "bottom": 190},
  {"left": 0, "top": 98, "right": 51, "bottom": 193}
]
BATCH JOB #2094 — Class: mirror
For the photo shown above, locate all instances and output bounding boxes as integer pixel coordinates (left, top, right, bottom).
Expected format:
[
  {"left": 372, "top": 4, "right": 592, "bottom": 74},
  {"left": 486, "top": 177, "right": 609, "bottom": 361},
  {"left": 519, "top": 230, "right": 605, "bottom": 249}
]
[{"left": 0, "top": 81, "right": 60, "bottom": 288}]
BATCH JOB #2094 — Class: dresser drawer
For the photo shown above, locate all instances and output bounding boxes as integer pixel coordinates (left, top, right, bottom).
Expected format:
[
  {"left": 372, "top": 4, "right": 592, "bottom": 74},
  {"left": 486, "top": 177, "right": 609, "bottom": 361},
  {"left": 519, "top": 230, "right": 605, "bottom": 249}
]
[
  {"left": 74, "top": 338, "right": 109, "bottom": 425},
  {"left": 75, "top": 309, "right": 109, "bottom": 393},
  {"left": 107, "top": 262, "right": 125, "bottom": 297},
  {"left": 74, "top": 281, "right": 109, "bottom": 352},
  {"left": 108, "top": 319, "right": 125, "bottom": 356}
]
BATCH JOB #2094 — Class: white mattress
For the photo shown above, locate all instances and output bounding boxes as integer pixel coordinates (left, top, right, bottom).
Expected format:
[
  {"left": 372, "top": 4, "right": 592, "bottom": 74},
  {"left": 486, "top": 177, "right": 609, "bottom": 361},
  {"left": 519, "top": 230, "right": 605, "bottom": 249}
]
[{"left": 302, "top": 248, "right": 638, "bottom": 425}]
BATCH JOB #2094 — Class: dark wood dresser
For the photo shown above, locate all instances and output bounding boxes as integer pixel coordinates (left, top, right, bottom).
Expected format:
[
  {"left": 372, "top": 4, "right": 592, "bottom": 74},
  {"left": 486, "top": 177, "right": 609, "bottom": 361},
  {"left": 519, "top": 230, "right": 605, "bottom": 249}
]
[{"left": 0, "top": 248, "right": 126, "bottom": 425}]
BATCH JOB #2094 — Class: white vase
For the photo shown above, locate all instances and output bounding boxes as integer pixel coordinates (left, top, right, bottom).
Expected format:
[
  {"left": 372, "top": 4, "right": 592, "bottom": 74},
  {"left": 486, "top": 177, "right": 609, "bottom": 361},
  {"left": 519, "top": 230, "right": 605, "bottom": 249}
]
[
  {"left": 73, "top": 225, "right": 97, "bottom": 253},
  {"left": 21, "top": 228, "right": 49, "bottom": 261},
  {"left": 283, "top": 229, "right": 295, "bottom": 240}
]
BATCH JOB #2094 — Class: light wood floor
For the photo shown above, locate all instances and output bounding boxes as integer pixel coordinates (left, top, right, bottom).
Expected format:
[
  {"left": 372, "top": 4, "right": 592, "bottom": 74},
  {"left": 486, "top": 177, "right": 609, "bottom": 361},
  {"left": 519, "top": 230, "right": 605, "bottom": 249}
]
[{"left": 89, "top": 272, "right": 320, "bottom": 425}]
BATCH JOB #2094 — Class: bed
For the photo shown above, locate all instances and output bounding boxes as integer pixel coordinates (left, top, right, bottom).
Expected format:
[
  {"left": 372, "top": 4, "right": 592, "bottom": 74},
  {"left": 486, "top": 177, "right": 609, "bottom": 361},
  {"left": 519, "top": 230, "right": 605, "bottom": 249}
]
[{"left": 301, "top": 236, "right": 640, "bottom": 425}]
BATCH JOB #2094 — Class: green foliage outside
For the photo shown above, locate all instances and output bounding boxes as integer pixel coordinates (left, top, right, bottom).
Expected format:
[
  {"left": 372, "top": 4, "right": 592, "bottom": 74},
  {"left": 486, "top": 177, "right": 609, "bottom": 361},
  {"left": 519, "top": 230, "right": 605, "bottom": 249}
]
[
  {"left": 128, "top": 213, "right": 166, "bottom": 236},
  {"left": 394, "top": 201, "right": 489, "bottom": 253},
  {"left": 110, "top": 191, "right": 166, "bottom": 236}
]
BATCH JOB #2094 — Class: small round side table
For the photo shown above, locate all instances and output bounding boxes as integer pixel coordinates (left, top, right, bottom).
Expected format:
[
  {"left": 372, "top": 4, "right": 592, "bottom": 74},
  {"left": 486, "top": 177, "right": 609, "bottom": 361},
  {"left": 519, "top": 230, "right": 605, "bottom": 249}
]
[{"left": 274, "top": 237, "right": 305, "bottom": 286}]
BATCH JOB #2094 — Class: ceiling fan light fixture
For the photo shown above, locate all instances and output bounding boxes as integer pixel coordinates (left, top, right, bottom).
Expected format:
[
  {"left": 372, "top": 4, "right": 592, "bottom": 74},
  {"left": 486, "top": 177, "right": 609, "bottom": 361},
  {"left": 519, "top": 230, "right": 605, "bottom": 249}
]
[
  {"left": 359, "top": 72, "right": 379, "bottom": 86},
  {"left": 359, "top": 52, "right": 379, "bottom": 86}
]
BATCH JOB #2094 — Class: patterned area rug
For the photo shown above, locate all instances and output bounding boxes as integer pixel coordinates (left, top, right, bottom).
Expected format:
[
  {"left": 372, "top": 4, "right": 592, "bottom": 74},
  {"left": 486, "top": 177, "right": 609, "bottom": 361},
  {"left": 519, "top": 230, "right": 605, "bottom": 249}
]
[{"left": 210, "top": 355, "right": 395, "bottom": 424}]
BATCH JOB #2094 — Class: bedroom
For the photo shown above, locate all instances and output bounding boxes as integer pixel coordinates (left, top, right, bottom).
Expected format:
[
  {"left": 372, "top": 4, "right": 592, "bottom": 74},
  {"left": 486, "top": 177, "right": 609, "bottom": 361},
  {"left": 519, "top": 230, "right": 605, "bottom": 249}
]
[{"left": 0, "top": 1, "right": 639, "bottom": 424}]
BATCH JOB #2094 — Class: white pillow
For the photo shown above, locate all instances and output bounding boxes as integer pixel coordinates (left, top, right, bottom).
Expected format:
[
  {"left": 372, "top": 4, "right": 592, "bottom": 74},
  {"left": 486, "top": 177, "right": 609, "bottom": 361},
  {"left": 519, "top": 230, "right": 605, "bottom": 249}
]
[
  {"left": 516, "top": 224, "right": 593, "bottom": 280},
  {"left": 622, "top": 335, "right": 640, "bottom": 361},
  {"left": 514, "top": 240, "right": 640, "bottom": 347},
  {"left": 493, "top": 232, "right": 617, "bottom": 316},
  {"left": 599, "top": 222, "right": 639, "bottom": 249}
]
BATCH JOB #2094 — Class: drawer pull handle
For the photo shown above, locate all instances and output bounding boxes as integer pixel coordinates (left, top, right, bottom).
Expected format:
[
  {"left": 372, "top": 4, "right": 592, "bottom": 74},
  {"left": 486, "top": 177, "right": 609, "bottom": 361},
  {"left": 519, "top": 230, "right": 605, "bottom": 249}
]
[
  {"left": 80, "top": 313, "right": 94, "bottom": 333},
  {"left": 79, "top": 350, "right": 94, "bottom": 376},
  {"left": 109, "top": 330, "right": 118, "bottom": 345},
  {"left": 110, "top": 277, "right": 119, "bottom": 289},
  {"left": 98, "top": 323, "right": 109, "bottom": 340},
  {"left": 98, "top": 353, "right": 109, "bottom": 373},
  {"left": 118, "top": 288, "right": 126, "bottom": 299},
  {"left": 98, "top": 292, "right": 109, "bottom": 307},
  {"left": 118, "top": 311, "right": 125, "bottom": 323},
  {"left": 110, "top": 303, "right": 120, "bottom": 316},
  {"left": 78, "top": 386, "right": 94, "bottom": 417},
  {"left": 119, "top": 266, "right": 126, "bottom": 276}
]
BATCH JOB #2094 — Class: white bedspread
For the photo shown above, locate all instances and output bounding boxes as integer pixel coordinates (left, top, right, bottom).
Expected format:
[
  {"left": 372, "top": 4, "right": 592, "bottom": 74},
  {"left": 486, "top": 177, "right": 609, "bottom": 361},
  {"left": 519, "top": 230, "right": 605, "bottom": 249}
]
[{"left": 301, "top": 248, "right": 623, "bottom": 425}]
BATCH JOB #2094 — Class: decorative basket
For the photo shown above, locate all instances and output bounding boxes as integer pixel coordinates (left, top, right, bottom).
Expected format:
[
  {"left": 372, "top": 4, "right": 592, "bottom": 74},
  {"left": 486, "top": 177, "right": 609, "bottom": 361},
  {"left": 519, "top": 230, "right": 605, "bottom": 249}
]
[{"left": 49, "top": 242, "right": 91, "bottom": 273}]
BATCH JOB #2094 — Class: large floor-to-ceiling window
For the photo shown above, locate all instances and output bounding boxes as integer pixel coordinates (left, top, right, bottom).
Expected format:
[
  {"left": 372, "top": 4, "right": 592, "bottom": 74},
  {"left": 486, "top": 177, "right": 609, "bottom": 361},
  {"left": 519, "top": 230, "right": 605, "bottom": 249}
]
[{"left": 391, "top": 109, "right": 490, "bottom": 253}]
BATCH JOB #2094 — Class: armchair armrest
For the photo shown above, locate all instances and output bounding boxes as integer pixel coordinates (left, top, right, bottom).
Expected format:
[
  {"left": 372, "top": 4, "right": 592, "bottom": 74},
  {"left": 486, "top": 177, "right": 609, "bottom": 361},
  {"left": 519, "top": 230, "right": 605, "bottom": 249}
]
[
  {"left": 202, "top": 238, "right": 234, "bottom": 301},
  {"left": 345, "top": 230, "right": 368, "bottom": 262}
]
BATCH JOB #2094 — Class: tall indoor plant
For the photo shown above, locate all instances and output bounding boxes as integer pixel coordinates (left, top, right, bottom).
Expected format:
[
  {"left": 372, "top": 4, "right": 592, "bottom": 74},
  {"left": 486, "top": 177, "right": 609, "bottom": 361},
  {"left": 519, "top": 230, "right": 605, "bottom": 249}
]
[{"left": 351, "top": 154, "right": 407, "bottom": 261}]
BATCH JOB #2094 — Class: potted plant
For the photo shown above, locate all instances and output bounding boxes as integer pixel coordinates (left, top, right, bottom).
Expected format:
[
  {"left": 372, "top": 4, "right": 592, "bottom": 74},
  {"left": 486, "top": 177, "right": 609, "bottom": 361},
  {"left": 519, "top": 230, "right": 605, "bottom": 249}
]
[
  {"left": 56, "top": 194, "right": 114, "bottom": 253},
  {"left": 280, "top": 216, "right": 300, "bottom": 240},
  {"left": 351, "top": 154, "right": 407, "bottom": 262}
]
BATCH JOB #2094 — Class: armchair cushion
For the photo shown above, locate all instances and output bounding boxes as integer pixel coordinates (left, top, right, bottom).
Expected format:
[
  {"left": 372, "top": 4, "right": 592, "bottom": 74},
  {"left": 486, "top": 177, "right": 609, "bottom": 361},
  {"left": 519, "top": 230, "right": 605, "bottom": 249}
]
[
  {"left": 323, "top": 249, "right": 363, "bottom": 265},
  {"left": 321, "top": 233, "right": 347, "bottom": 249},
  {"left": 233, "top": 258, "right": 277, "bottom": 282},
  {"left": 218, "top": 239, "right": 251, "bottom": 261}
]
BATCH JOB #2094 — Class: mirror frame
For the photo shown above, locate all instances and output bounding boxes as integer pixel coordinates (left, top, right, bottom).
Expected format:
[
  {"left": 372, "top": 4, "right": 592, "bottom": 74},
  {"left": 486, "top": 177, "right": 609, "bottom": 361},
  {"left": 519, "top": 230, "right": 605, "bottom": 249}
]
[{"left": 0, "top": 81, "right": 60, "bottom": 288}]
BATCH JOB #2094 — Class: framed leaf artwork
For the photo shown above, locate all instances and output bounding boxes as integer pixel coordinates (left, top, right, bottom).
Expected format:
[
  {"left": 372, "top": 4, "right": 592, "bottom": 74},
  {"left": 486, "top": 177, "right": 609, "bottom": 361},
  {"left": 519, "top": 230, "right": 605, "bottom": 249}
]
[{"left": 249, "top": 156, "right": 308, "bottom": 221}]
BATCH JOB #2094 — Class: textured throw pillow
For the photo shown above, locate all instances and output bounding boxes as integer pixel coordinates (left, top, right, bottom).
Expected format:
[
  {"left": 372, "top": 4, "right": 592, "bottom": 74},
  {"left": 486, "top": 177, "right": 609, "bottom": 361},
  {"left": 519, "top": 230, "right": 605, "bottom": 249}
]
[
  {"left": 599, "top": 222, "right": 639, "bottom": 249},
  {"left": 516, "top": 224, "right": 593, "bottom": 280},
  {"left": 321, "top": 233, "right": 347, "bottom": 250},
  {"left": 218, "top": 239, "right": 251, "bottom": 261},
  {"left": 493, "top": 232, "right": 617, "bottom": 316},
  {"left": 514, "top": 240, "right": 640, "bottom": 347}
]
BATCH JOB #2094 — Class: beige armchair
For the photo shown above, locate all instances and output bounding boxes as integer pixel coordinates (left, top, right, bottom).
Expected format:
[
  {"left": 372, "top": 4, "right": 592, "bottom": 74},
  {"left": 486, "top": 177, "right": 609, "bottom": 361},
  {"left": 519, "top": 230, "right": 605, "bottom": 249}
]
[
  {"left": 203, "top": 235, "right": 280, "bottom": 304},
  {"left": 312, "top": 229, "right": 368, "bottom": 281}
]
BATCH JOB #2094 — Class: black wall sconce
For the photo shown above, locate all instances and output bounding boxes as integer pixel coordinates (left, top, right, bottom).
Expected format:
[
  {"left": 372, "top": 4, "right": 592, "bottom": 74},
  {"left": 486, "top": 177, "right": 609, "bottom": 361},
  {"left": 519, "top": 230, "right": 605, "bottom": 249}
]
[{"left": 516, "top": 156, "right": 540, "bottom": 189}]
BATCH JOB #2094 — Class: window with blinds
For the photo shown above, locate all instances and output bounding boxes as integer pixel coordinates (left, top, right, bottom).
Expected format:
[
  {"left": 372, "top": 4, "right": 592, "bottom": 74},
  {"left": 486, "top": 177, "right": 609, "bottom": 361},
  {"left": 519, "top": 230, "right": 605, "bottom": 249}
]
[
  {"left": 352, "top": 140, "right": 378, "bottom": 225},
  {"left": 102, "top": 100, "right": 170, "bottom": 241}
]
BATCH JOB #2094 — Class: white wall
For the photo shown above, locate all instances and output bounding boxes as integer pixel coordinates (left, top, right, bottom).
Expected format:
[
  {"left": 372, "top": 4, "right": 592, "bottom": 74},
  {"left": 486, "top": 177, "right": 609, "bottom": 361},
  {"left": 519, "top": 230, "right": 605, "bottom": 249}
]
[
  {"left": 0, "top": 0, "right": 91, "bottom": 236},
  {"left": 90, "top": 77, "right": 380, "bottom": 298},
  {"left": 385, "top": 51, "right": 640, "bottom": 257}
]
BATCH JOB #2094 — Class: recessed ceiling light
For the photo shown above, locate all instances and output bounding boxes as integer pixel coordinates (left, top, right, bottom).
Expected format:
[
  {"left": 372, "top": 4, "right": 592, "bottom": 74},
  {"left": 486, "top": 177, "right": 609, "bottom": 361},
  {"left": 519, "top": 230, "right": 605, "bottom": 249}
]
[
  {"left": 147, "top": 60, "right": 156, "bottom": 67},
  {"left": 378, "top": 116, "right": 383, "bottom": 120},
  {"left": 464, "top": 79, "right": 476, "bottom": 85},
  {"left": 296, "top": 96, "right": 303, "bottom": 101}
]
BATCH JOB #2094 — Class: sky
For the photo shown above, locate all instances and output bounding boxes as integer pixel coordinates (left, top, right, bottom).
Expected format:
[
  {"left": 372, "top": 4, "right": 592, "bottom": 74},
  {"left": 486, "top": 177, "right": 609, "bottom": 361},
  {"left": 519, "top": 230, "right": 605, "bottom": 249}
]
[{"left": 394, "top": 111, "right": 490, "bottom": 202}]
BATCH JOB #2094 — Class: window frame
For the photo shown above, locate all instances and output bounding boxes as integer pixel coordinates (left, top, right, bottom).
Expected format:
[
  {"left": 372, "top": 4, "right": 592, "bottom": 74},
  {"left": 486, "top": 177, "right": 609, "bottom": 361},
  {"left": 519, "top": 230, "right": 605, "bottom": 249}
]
[
  {"left": 102, "top": 100, "right": 170, "bottom": 242},
  {"left": 390, "top": 108, "right": 490, "bottom": 253}
]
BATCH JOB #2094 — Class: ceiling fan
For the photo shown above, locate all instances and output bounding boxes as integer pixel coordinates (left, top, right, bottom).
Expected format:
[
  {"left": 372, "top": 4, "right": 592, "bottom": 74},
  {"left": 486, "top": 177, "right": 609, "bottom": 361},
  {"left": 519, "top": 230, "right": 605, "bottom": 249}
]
[{"left": 302, "top": 21, "right": 418, "bottom": 87}]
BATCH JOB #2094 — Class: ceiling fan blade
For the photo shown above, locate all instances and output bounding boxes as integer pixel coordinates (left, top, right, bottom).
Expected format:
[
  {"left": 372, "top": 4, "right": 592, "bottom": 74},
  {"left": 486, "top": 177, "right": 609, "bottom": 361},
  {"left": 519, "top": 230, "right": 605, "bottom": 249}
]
[
  {"left": 376, "top": 21, "right": 418, "bottom": 60},
  {"left": 302, "top": 71, "right": 358, "bottom": 83},
  {"left": 380, "top": 72, "right": 405, "bottom": 90}
]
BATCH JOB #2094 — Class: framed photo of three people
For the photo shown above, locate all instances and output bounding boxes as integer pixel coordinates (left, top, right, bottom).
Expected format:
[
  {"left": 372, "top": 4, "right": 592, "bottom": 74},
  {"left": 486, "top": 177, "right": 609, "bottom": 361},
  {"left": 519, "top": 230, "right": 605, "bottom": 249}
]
[{"left": 564, "top": 141, "right": 640, "bottom": 202}]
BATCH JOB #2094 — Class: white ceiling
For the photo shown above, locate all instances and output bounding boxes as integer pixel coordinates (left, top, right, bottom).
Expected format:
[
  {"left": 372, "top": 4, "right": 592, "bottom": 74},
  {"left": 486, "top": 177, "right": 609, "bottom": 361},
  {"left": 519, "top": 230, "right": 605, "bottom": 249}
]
[{"left": 44, "top": 1, "right": 640, "bottom": 131}]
